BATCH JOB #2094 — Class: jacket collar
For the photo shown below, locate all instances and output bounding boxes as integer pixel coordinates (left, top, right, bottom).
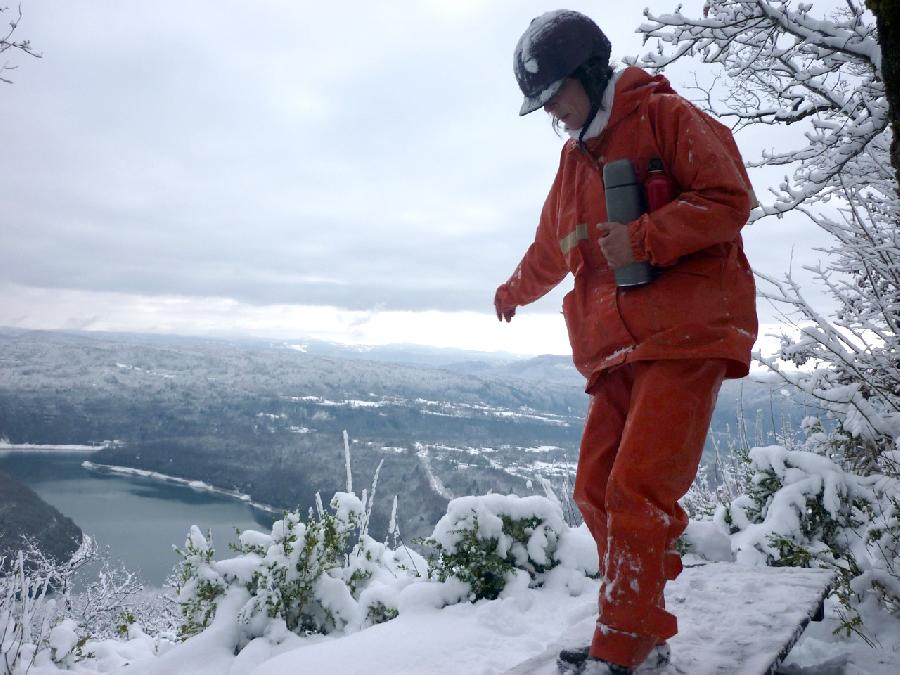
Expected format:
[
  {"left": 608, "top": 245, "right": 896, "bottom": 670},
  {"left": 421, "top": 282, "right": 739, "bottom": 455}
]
[
  {"left": 567, "top": 66, "right": 674, "bottom": 147},
  {"left": 565, "top": 69, "right": 622, "bottom": 142}
]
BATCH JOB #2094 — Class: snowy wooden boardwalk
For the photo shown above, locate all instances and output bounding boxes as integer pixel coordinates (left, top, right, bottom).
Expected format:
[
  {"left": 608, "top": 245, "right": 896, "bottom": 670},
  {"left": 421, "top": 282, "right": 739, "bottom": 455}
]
[{"left": 504, "top": 562, "right": 835, "bottom": 675}]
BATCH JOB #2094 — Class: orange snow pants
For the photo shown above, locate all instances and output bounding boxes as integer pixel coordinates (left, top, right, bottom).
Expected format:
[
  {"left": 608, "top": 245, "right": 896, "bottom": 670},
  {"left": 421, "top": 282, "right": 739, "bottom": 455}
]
[{"left": 573, "top": 358, "right": 727, "bottom": 668}]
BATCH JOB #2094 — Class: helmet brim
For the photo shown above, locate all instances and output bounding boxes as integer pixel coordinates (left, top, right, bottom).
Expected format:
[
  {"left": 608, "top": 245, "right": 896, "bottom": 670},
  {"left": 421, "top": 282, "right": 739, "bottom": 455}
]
[{"left": 519, "top": 78, "right": 564, "bottom": 116}]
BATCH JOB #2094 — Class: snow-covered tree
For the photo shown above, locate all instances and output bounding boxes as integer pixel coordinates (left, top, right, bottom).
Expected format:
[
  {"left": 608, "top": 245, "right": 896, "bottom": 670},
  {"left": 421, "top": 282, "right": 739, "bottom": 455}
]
[
  {"left": 637, "top": 1, "right": 888, "bottom": 215},
  {"left": 635, "top": 0, "right": 898, "bottom": 475},
  {"left": 0, "top": 536, "right": 172, "bottom": 673}
]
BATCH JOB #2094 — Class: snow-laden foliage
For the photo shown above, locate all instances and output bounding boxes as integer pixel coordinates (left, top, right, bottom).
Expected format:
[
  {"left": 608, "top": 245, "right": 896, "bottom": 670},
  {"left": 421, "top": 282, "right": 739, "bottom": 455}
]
[
  {"left": 753, "top": 175, "right": 899, "bottom": 475},
  {"left": 637, "top": 0, "right": 898, "bottom": 512},
  {"left": 164, "top": 490, "right": 606, "bottom": 665},
  {"left": 716, "top": 443, "right": 900, "bottom": 639},
  {"left": 682, "top": 437, "right": 756, "bottom": 521},
  {"left": 173, "top": 527, "right": 227, "bottom": 639},
  {"left": 1, "top": 547, "right": 65, "bottom": 674},
  {"left": 10, "top": 471, "right": 896, "bottom": 671},
  {"left": 421, "top": 494, "right": 570, "bottom": 600},
  {"left": 636, "top": 0, "right": 888, "bottom": 217},
  {"left": 173, "top": 491, "right": 426, "bottom": 649},
  {"left": 1, "top": 537, "right": 174, "bottom": 674},
  {"left": 682, "top": 463, "right": 728, "bottom": 521},
  {"left": 171, "top": 437, "right": 586, "bottom": 651}
]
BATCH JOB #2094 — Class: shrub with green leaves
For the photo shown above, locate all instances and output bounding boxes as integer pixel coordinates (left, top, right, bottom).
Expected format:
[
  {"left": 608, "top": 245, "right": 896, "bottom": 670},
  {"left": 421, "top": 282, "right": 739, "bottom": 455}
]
[
  {"left": 719, "top": 446, "right": 868, "bottom": 564},
  {"left": 174, "top": 490, "right": 426, "bottom": 651},
  {"left": 717, "top": 442, "right": 900, "bottom": 638},
  {"left": 422, "top": 494, "right": 567, "bottom": 601},
  {"left": 236, "top": 496, "right": 360, "bottom": 635},
  {"left": 174, "top": 526, "right": 227, "bottom": 639}
]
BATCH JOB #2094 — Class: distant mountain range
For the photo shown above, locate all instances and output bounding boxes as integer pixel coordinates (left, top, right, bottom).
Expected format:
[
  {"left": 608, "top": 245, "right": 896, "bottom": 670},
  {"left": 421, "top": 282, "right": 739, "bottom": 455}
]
[{"left": 0, "top": 328, "right": 821, "bottom": 540}]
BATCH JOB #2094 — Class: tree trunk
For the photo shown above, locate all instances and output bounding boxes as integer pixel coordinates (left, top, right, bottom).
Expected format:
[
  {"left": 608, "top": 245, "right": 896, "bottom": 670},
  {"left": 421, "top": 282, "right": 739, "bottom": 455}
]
[{"left": 868, "top": 0, "right": 900, "bottom": 190}]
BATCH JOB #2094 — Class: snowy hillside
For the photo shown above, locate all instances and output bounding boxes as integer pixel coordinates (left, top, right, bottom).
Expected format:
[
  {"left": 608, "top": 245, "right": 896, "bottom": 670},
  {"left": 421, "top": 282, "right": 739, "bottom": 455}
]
[{"left": 0, "top": 328, "right": 814, "bottom": 541}]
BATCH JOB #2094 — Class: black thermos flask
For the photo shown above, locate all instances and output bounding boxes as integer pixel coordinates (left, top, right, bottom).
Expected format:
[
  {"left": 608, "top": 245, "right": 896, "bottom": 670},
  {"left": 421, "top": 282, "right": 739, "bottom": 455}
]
[{"left": 602, "top": 159, "right": 655, "bottom": 287}]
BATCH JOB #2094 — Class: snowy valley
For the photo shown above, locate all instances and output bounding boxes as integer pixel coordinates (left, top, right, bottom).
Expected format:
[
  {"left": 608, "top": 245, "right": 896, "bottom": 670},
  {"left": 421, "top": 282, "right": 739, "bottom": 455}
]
[{"left": 0, "top": 327, "right": 809, "bottom": 541}]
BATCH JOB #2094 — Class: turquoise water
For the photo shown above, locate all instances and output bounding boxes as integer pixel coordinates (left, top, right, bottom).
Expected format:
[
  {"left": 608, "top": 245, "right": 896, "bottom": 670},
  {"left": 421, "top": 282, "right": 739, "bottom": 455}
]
[{"left": 0, "top": 452, "right": 275, "bottom": 585}]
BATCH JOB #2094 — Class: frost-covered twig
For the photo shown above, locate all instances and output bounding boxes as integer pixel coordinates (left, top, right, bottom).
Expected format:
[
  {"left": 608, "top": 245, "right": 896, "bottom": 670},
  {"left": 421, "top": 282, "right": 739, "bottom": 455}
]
[
  {"left": 343, "top": 429, "right": 353, "bottom": 493},
  {"left": 634, "top": 1, "right": 890, "bottom": 219},
  {"left": 359, "top": 459, "right": 384, "bottom": 543}
]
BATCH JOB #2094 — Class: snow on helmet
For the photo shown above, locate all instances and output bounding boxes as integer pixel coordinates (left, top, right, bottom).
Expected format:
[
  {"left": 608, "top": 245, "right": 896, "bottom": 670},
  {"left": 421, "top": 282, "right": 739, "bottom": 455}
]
[{"left": 514, "top": 10, "right": 611, "bottom": 116}]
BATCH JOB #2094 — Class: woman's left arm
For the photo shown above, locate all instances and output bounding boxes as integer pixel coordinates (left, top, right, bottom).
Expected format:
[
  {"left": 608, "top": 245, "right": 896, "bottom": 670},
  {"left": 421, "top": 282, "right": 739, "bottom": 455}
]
[{"left": 627, "top": 95, "right": 754, "bottom": 267}]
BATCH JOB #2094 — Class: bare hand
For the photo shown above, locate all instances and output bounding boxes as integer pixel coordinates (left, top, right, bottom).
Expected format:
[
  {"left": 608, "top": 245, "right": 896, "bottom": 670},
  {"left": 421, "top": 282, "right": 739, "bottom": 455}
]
[
  {"left": 494, "top": 286, "right": 516, "bottom": 323},
  {"left": 597, "top": 222, "right": 635, "bottom": 269}
]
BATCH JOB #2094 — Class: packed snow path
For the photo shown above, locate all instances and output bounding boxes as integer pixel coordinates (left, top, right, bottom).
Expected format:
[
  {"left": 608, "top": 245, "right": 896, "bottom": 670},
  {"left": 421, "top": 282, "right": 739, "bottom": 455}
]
[{"left": 245, "top": 563, "right": 833, "bottom": 675}]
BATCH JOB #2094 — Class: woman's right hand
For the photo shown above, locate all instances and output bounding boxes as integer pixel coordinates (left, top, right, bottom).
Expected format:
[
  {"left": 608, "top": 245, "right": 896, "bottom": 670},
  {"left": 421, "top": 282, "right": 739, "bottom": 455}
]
[{"left": 494, "top": 285, "right": 517, "bottom": 323}]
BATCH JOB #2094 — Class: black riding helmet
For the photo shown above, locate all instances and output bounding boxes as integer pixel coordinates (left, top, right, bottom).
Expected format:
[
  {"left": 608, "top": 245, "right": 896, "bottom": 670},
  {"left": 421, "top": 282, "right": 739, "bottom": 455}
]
[{"left": 514, "top": 10, "right": 613, "bottom": 118}]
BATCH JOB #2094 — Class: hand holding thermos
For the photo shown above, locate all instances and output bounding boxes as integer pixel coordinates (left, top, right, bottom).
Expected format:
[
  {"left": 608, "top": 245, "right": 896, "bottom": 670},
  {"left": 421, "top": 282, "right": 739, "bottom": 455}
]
[{"left": 601, "top": 158, "right": 675, "bottom": 287}]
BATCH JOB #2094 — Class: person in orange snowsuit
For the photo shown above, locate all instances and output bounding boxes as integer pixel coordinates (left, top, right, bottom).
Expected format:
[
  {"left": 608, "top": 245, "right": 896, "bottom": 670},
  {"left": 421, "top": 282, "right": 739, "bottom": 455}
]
[{"left": 494, "top": 10, "right": 757, "bottom": 674}]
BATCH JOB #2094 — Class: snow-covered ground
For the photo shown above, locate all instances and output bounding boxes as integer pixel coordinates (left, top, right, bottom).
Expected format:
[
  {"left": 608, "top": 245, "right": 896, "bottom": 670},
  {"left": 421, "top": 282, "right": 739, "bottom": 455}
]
[
  {"left": 21, "top": 521, "right": 900, "bottom": 675},
  {"left": 28, "top": 559, "right": 900, "bottom": 674}
]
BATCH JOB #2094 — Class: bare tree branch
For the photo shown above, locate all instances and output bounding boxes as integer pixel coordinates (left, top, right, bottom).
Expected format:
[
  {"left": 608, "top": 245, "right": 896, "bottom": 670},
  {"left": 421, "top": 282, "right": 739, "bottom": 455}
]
[{"left": 0, "top": 4, "right": 41, "bottom": 85}]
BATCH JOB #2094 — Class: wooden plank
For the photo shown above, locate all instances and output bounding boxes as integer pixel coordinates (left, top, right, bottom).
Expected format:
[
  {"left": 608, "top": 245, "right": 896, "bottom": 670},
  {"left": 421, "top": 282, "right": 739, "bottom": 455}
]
[{"left": 503, "top": 562, "right": 835, "bottom": 674}]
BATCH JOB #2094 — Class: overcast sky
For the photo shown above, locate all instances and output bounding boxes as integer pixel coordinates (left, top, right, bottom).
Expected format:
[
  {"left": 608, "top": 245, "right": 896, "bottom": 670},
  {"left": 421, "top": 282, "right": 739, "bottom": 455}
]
[{"left": 1, "top": 0, "right": 839, "bottom": 355}]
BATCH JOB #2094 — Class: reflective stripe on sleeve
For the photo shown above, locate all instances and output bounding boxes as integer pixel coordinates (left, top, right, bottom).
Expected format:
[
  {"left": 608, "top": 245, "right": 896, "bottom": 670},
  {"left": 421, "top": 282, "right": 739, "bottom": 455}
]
[{"left": 559, "top": 223, "right": 589, "bottom": 256}]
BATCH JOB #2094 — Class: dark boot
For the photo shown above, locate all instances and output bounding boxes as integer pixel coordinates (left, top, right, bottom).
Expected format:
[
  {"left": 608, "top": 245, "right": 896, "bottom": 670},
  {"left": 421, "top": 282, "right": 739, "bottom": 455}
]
[
  {"left": 556, "top": 646, "right": 590, "bottom": 673},
  {"left": 556, "top": 642, "right": 669, "bottom": 674},
  {"left": 556, "top": 646, "right": 633, "bottom": 674}
]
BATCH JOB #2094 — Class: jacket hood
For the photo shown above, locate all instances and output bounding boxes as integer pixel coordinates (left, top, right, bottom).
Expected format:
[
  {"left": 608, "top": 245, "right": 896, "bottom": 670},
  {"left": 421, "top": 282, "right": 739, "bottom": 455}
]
[
  {"left": 571, "top": 66, "right": 675, "bottom": 145},
  {"left": 607, "top": 66, "right": 674, "bottom": 130}
]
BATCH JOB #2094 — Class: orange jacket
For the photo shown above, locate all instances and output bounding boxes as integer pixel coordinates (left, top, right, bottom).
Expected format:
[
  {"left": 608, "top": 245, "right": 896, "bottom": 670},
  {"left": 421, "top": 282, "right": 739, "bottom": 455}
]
[{"left": 498, "top": 67, "right": 757, "bottom": 389}]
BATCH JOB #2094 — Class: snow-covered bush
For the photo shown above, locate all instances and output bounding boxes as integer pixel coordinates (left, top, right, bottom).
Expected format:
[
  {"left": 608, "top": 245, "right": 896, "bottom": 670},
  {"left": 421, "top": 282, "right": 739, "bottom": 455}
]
[
  {"left": 1, "top": 547, "right": 64, "bottom": 674},
  {"left": 422, "top": 494, "right": 568, "bottom": 600},
  {"left": 681, "top": 464, "right": 720, "bottom": 521},
  {"left": 682, "top": 451, "right": 753, "bottom": 522},
  {"left": 236, "top": 493, "right": 363, "bottom": 636},
  {"left": 173, "top": 490, "right": 427, "bottom": 653},
  {"left": 717, "top": 444, "right": 900, "bottom": 637},
  {"left": 719, "top": 446, "right": 869, "bottom": 566},
  {"left": 856, "top": 487, "right": 900, "bottom": 618},
  {"left": 1, "top": 536, "right": 168, "bottom": 673},
  {"left": 173, "top": 492, "right": 574, "bottom": 654},
  {"left": 173, "top": 526, "right": 227, "bottom": 639}
]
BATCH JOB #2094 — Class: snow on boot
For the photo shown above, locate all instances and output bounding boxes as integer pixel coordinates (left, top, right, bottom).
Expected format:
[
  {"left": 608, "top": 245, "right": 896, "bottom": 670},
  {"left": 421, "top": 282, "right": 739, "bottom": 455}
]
[
  {"left": 580, "top": 658, "right": 634, "bottom": 675},
  {"left": 635, "top": 642, "right": 671, "bottom": 672}
]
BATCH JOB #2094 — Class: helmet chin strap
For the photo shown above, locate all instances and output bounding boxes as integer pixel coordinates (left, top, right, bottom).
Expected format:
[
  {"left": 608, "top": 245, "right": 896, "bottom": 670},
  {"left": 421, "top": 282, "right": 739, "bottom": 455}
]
[
  {"left": 578, "top": 102, "right": 602, "bottom": 144},
  {"left": 574, "top": 62, "right": 613, "bottom": 143}
]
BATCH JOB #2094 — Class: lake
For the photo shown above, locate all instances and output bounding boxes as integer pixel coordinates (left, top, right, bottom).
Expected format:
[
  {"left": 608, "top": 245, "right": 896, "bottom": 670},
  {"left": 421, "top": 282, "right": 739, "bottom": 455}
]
[{"left": 0, "top": 452, "right": 275, "bottom": 586}]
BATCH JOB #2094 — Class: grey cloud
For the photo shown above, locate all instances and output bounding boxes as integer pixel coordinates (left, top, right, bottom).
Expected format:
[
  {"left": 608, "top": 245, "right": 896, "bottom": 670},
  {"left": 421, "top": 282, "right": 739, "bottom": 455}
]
[{"left": 1, "top": 0, "right": 836, "bottom": 327}]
